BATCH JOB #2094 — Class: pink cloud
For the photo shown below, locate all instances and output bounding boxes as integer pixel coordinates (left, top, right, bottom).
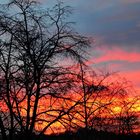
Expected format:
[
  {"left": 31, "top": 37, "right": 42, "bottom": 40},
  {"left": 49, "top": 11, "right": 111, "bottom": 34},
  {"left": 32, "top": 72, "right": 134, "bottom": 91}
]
[
  {"left": 94, "top": 47, "right": 140, "bottom": 63},
  {"left": 86, "top": 46, "right": 140, "bottom": 93},
  {"left": 119, "top": 70, "right": 140, "bottom": 92}
]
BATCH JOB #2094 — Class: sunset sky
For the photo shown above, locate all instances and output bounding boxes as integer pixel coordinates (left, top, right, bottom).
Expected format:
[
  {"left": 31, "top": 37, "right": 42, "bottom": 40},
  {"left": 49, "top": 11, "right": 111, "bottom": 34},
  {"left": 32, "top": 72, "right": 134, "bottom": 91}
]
[
  {"left": 64, "top": 0, "right": 140, "bottom": 91},
  {"left": 0, "top": 0, "right": 140, "bottom": 135},
  {"left": 2, "top": 0, "right": 140, "bottom": 91},
  {"left": 52, "top": 0, "right": 140, "bottom": 91}
]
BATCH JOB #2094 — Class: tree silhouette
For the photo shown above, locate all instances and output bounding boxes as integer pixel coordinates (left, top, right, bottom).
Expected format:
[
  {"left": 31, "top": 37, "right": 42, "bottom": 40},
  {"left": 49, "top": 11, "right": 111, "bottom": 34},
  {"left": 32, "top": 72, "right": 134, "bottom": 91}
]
[
  {"left": 0, "top": 1, "right": 139, "bottom": 140},
  {"left": 114, "top": 96, "right": 140, "bottom": 134},
  {"left": 63, "top": 71, "right": 140, "bottom": 135},
  {"left": 0, "top": 0, "right": 90, "bottom": 139}
]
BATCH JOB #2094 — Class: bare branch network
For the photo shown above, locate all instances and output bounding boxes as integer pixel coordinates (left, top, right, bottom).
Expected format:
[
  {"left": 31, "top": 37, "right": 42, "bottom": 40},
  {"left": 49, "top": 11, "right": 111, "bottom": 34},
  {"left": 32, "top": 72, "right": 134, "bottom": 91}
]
[{"left": 0, "top": 0, "right": 139, "bottom": 140}]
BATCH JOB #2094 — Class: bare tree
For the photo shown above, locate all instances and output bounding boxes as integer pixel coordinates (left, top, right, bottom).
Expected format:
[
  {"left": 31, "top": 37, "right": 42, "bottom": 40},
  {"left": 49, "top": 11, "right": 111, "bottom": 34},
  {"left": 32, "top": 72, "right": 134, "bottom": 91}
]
[
  {"left": 113, "top": 95, "right": 140, "bottom": 134},
  {"left": 0, "top": 0, "right": 90, "bottom": 139},
  {"left": 64, "top": 69, "right": 139, "bottom": 134},
  {"left": 0, "top": 1, "right": 139, "bottom": 140}
]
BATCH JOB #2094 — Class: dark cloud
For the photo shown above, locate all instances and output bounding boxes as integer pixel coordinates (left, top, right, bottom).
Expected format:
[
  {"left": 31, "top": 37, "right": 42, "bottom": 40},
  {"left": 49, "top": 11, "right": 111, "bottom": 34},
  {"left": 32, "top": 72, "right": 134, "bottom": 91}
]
[{"left": 68, "top": 0, "right": 140, "bottom": 51}]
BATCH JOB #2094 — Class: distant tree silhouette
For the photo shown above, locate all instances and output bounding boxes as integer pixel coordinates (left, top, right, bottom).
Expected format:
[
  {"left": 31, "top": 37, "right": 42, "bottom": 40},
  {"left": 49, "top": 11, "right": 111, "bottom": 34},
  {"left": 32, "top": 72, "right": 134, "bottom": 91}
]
[
  {"left": 96, "top": 84, "right": 140, "bottom": 135},
  {"left": 63, "top": 72, "right": 140, "bottom": 135},
  {"left": 114, "top": 96, "right": 140, "bottom": 134}
]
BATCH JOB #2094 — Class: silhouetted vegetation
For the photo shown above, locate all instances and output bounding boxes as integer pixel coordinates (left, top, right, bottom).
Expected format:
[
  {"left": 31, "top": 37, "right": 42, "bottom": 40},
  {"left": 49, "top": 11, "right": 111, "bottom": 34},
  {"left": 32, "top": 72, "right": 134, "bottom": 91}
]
[
  {"left": 0, "top": 0, "right": 139, "bottom": 140},
  {"left": 1, "top": 128, "right": 139, "bottom": 140}
]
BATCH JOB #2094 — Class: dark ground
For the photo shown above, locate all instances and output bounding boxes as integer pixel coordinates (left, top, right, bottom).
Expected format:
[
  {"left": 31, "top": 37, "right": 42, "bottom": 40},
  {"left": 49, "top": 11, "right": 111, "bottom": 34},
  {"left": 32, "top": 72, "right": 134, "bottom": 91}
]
[
  {"left": 1, "top": 128, "right": 140, "bottom": 140},
  {"left": 45, "top": 128, "right": 140, "bottom": 140},
  {"left": 29, "top": 128, "right": 140, "bottom": 140}
]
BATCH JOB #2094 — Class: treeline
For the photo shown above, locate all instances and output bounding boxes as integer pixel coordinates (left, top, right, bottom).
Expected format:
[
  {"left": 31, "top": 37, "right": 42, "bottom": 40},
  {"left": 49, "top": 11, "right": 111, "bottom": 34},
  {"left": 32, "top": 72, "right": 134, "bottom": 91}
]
[
  {"left": 2, "top": 128, "right": 140, "bottom": 140},
  {"left": 46, "top": 128, "right": 140, "bottom": 140}
]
